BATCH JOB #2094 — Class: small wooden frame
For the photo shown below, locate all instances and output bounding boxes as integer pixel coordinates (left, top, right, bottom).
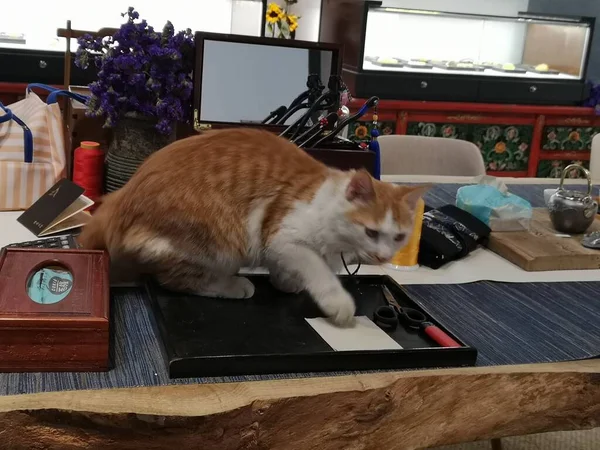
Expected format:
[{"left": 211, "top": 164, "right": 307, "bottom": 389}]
[
  {"left": 56, "top": 21, "right": 118, "bottom": 92},
  {"left": 56, "top": 21, "right": 117, "bottom": 178},
  {"left": 0, "top": 248, "right": 110, "bottom": 372}
]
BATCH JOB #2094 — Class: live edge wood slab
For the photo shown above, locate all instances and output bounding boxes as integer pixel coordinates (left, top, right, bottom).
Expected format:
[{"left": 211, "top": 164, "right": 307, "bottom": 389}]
[{"left": 0, "top": 360, "right": 597, "bottom": 450}]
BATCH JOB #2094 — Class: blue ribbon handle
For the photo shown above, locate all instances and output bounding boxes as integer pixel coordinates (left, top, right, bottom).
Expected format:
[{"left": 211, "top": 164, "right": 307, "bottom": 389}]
[
  {"left": 26, "top": 83, "right": 89, "bottom": 105},
  {"left": 0, "top": 101, "right": 34, "bottom": 163},
  {"left": 0, "top": 102, "right": 13, "bottom": 124}
]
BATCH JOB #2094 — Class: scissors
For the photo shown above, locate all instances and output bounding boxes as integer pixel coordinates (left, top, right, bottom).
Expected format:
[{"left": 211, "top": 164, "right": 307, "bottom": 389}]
[{"left": 374, "top": 285, "right": 461, "bottom": 348}]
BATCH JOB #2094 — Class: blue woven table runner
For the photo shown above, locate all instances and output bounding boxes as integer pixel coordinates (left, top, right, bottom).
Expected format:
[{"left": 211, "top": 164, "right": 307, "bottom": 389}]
[
  {"left": 411, "top": 183, "right": 600, "bottom": 365},
  {"left": 1, "top": 184, "right": 598, "bottom": 396}
]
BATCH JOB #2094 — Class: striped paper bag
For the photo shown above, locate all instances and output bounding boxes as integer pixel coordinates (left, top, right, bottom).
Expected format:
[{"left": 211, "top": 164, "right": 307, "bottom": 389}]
[{"left": 0, "top": 85, "right": 88, "bottom": 211}]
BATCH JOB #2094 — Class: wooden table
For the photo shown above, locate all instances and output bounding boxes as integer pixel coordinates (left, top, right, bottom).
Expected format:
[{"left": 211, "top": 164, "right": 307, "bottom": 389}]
[
  {"left": 0, "top": 360, "right": 598, "bottom": 449},
  {"left": 0, "top": 176, "right": 598, "bottom": 450}
]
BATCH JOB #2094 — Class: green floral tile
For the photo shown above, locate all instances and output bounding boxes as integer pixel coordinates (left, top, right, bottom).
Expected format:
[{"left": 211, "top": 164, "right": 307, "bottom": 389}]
[
  {"left": 536, "top": 160, "right": 590, "bottom": 178},
  {"left": 348, "top": 121, "right": 395, "bottom": 143},
  {"left": 542, "top": 127, "right": 600, "bottom": 151},
  {"left": 472, "top": 125, "right": 531, "bottom": 172},
  {"left": 406, "top": 123, "right": 532, "bottom": 172},
  {"left": 406, "top": 122, "right": 468, "bottom": 140},
  {"left": 408, "top": 122, "right": 533, "bottom": 171}
]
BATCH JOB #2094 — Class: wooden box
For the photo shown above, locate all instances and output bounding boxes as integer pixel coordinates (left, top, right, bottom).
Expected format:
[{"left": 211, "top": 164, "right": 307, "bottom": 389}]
[
  {"left": 177, "top": 122, "right": 378, "bottom": 176},
  {"left": 0, "top": 248, "right": 110, "bottom": 372}
]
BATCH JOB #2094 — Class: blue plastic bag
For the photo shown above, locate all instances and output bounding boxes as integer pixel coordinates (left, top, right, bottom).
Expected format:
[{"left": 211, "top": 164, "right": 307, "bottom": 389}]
[{"left": 456, "top": 179, "right": 532, "bottom": 231}]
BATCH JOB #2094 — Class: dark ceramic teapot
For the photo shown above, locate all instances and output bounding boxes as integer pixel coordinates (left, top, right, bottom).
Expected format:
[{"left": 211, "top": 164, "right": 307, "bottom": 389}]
[{"left": 548, "top": 164, "right": 598, "bottom": 234}]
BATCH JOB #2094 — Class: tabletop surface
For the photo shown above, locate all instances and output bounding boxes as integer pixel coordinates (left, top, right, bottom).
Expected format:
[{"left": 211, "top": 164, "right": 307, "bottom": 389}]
[
  {"left": 0, "top": 178, "right": 598, "bottom": 396},
  {"left": 3, "top": 178, "right": 600, "bottom": 285}
]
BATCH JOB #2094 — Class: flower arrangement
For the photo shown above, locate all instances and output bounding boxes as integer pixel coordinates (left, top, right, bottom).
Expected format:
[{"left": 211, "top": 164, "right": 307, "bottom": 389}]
[
  {"left": 583, "top": 81, "right": 600, "bottom": 115},
  {"left": 265, "top": 1, "right": 300, "bottom": 39},
  {"left": 74, "top": 7, "right": 194, "bottom": 135}
]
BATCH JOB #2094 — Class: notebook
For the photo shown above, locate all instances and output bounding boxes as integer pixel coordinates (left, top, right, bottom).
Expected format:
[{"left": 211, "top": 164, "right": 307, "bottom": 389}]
[{"left": 17, "top": 179, "right": 94, "bottom": 237}]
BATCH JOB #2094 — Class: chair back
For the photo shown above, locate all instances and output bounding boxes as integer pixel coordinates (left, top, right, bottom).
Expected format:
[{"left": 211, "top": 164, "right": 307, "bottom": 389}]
[{"left": 378, "top": 135, "right": 486, "bottom": 176}]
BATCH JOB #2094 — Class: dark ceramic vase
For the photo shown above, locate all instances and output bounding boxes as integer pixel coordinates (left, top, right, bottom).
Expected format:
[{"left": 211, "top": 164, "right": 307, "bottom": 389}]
[{"left": 104, "top": 114, "right": 175, "bottom": 193}]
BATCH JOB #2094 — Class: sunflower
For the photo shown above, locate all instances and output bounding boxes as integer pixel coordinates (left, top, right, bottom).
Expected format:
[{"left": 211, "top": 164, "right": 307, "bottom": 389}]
[
  {"left": 354, "top": 125, "right": 369, "bottom": 139},
  {"left": 494, "top": 142, "right": 506, "bottom": 154},
  {"left": 286, "top": 14, "right": 299, "bottom": 32},
  {"left": 266, "top": 3, "right": 284, "bottom": 24}
]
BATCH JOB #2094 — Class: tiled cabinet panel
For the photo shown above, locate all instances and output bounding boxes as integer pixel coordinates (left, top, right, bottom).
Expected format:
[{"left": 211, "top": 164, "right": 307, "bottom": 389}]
[
  {"left": 407, "top": 122, "right": 532, "bottom": 172},
  {"left": 542, "top": 126, "right": 600, "bottom": 151},
  {"left": 537, "top": 160, "right": 590, "bottom": 178}
]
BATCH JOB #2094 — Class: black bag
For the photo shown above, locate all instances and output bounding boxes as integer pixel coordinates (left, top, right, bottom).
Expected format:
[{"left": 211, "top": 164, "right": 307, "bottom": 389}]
[{"left": 418, "top": 205, "right": 491, "bottom": 270}]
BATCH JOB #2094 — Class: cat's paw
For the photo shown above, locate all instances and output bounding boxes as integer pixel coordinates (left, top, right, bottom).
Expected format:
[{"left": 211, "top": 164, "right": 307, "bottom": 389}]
[
  {"left": 318, "top": 289, "right": 356, "bottom": 327},
  {"left": 270, "top": 272, "right": 304, "bottom": 294},
  {"left": 229, "top": 276, "right": 255, "bottom": 299}
]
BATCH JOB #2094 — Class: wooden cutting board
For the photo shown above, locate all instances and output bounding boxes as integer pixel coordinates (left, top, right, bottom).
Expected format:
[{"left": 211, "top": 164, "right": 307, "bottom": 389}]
[{"left": 486, "top": 208, "right": 600, "bottom": 272}]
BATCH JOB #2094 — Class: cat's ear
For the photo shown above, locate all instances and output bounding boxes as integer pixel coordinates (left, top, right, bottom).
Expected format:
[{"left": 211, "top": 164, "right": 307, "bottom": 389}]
[
  {"left": 346, "top": 170, "right": 375, "bottom": 203},
  {"left": 401, "top": 184, "right": 431, "bottom": 210}
]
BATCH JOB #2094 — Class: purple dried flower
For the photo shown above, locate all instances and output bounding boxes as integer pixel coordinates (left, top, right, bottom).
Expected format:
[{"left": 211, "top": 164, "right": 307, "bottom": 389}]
[
  {"left": 584, "top": 81, "right": 600, "bottom": 115},
  {"left": 74, "top": 7, "right": 194, "bottom": 135}
]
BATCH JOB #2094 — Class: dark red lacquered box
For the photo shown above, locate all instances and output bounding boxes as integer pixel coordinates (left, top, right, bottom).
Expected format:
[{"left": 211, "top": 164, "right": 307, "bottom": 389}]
[{"left": 0, "top": 248, "right": 110, "bottom": 372}]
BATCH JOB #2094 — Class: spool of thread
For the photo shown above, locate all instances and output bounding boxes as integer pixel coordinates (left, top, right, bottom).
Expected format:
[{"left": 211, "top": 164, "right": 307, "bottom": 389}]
[
  {"left": 387, "top": 198, "right": 425, "bottom": 271},
  {"left": 73, "top": 141, "right": 104, "bottom": 207}
]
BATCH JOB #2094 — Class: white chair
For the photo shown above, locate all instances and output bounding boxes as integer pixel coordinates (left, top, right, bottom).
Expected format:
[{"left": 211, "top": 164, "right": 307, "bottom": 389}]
[{"left": 378, "top": 135, "right": 486, "bottom": 176}]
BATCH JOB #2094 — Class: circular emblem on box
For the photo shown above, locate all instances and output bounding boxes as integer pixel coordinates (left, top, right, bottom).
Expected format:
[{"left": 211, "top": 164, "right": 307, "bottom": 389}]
[{"left": 27, "top": 267, "right": 73, "bottom": 304}]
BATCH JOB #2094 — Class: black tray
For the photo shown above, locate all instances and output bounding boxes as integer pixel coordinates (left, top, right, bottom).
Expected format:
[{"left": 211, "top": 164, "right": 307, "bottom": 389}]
[{"left": 145, "top": 274, "right": 477, "bottom": 378}]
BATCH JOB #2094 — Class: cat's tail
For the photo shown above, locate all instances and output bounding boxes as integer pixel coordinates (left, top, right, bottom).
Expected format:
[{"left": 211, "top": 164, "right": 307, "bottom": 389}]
[{"left": 78, "top": 190, "right": 122, "bottom": 250}]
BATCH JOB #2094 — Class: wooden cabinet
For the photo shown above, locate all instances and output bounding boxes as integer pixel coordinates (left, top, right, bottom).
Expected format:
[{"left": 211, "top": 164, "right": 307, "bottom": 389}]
[
  {"left": 4, "top": 81, "right": 598, "bottom": 179},
  {"left": 348, "top": 99, "right": 600, "bottom": 178}
]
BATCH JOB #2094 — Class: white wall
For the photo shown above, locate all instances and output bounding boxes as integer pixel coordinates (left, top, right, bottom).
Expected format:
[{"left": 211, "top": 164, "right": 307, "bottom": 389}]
[
  {"left": 0, "top": 0, "right": 234, "bottom": 52},
  {"left": 0, "top": 0, "right": 532, "bottom": 53},
  {"left": 230, "top": 0, "right": 263, "bottom": 36},
  {"left": 277, "top": 0, "right": 531, "bottom": 42},
  {"left": 289, "top": 0, "right": 321, "bottom": 41}
]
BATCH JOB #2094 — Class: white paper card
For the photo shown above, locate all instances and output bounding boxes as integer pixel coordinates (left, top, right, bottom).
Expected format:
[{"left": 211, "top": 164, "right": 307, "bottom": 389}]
[{"left": 305, "top": 316, "right": 402, "bottom": 351}]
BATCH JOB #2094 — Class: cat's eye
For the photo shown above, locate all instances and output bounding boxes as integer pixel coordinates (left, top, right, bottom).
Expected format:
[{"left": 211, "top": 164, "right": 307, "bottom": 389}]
[
  {"left": 394, "top": 233, "right": 406, "bottom": 242},
  {"left": 365, "top": 228, "right": 379, "bottom": 239}
]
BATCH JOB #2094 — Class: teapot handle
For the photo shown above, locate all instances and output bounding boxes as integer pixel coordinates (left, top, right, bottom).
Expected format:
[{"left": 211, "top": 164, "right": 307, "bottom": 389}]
[{"left": 560, "top": 164, "right": 593, "bottom": 196}]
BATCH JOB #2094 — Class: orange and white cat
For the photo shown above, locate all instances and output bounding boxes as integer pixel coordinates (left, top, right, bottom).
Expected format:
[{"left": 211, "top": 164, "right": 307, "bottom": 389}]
[{"left": 80, "top": 128, "right": 428, "bottom": 326}]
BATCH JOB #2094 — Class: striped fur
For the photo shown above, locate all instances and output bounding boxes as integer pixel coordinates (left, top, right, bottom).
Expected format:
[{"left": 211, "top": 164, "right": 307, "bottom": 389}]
[{"left": 80, "top": 128, "right": 427, "bottom": 325}]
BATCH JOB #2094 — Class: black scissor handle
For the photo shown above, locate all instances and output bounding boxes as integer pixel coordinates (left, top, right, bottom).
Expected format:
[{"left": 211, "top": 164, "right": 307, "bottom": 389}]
[
  {"left": 373, "top": 305, "right": 398, "bottom": 331},
  {"left": 399, "top": 307, "right": 427, "bottom": 329}
]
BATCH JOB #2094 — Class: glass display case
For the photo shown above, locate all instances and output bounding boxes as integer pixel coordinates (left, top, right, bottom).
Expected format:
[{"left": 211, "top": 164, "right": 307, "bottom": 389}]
[
  {"left": 362, "top": 7, "right": 592, "bottom": 81},
  {"left": 319, "top": 0, "right": 595, "bottom": 106}
]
